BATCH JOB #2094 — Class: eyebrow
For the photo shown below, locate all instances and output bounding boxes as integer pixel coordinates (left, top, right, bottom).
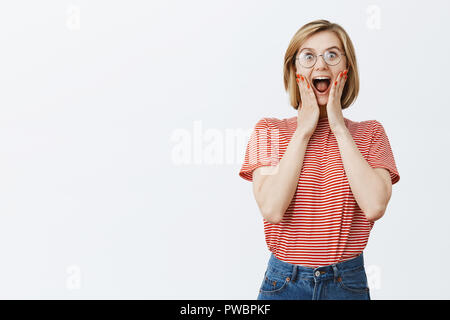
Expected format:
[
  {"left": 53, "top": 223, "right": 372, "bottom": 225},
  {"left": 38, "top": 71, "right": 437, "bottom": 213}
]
[{"left": 300, "top": 46, "right": 342, "bottom": 52}]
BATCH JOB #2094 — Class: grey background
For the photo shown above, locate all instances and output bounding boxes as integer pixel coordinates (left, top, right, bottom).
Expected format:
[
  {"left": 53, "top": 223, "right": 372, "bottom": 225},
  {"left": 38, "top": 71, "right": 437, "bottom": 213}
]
[{"left": 0, "top": 0, "right": 448, "bottom": 299}]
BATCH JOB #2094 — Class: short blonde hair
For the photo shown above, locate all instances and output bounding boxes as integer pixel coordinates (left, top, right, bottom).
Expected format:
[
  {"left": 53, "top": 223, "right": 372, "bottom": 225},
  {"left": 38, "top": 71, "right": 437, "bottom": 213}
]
[{"left": 283, "top": 19, "right": 359, "bottom": 110}]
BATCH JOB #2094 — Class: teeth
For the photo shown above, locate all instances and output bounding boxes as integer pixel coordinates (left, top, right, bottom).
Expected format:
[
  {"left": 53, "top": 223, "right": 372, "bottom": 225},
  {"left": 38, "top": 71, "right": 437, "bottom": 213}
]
[{"left": 314, "top": 77, "right": 330, "bottom": 80}]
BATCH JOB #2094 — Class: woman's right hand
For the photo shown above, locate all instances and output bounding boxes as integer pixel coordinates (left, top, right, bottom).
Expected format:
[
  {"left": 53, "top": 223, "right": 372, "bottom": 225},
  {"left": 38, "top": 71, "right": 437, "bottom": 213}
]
[{"left": 296, "top": 74, "right": 320, "bottom": 137}]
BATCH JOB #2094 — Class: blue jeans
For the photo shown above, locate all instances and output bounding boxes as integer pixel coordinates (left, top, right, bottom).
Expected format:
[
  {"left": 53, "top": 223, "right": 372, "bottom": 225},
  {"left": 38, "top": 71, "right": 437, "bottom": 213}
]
[{"left": 257, "top": 252, "right": 371, "bottom": 300}]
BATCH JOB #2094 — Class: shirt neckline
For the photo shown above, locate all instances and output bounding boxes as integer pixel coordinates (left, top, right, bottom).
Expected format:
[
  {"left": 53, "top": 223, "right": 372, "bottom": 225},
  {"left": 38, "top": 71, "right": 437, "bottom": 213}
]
[{"left": 289, "top": 115, "right": 348, "bottom": 128}]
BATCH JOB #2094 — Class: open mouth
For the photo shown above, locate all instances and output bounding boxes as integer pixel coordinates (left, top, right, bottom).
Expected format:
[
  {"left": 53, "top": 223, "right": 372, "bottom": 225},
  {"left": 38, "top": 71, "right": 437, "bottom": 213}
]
[{"left": 312, "top": 77, "right": 331, "bottom": 94}]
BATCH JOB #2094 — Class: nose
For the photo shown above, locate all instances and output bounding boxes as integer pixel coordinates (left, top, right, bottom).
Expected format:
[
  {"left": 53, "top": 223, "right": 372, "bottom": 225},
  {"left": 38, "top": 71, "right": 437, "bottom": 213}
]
[{"left": 315, "top": 55, "right": 329, "bottom": 69}]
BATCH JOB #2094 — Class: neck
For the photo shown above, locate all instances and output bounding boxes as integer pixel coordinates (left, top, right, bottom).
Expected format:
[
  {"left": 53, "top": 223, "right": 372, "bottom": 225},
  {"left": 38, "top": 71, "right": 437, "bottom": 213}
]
[{"left": 318, "top": 105, "right": 328, "bottom": 119}]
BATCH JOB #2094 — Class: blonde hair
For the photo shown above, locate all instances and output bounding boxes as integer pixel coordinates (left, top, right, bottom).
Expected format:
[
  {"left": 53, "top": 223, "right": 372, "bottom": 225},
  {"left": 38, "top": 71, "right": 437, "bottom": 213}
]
[{"left": 283, "top": 19, "right": 359, "bottom": 110}]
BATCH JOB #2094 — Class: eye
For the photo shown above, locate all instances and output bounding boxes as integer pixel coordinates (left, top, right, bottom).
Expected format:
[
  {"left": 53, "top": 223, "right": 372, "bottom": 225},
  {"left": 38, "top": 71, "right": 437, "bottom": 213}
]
[
  {"left": 301, "top": 52, "right": 314, "bottom": 60},
  {"left": 325, "top": 50, "right": 338, "bottom": 60}
]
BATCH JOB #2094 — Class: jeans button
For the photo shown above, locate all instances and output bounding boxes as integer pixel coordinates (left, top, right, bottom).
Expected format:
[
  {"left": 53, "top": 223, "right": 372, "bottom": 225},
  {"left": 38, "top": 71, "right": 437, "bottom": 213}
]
[{"left": 315, "top": 270, "right": 320, "bottom": 277}]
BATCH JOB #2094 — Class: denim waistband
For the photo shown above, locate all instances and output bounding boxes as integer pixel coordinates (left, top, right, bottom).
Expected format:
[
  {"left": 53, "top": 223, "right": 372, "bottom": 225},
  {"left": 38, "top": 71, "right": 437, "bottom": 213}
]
[{"left": 267, "top": 253, "right": 365, "bottom": 282}]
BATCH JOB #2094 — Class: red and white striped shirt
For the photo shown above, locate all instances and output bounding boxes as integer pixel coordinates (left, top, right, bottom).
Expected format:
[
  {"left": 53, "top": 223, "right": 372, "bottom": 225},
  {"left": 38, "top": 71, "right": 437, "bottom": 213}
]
[{"left": 239, "top": 115, "right": 400, "bottom": 267}]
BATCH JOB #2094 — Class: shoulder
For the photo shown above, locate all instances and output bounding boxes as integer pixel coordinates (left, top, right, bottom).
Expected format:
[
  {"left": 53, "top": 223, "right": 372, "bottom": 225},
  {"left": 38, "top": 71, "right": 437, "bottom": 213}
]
[
  {"left": 364, "top": 119, "right": 387, "bottom": 136},
  {"left": 345, "top": 117, "right": 384, "bottom": 134},
  {"left": 255, "top": 116, "right": 296, "bottom": 130},
  {"left": 345, "top": 117, "right": 378, "bottom": 127}
]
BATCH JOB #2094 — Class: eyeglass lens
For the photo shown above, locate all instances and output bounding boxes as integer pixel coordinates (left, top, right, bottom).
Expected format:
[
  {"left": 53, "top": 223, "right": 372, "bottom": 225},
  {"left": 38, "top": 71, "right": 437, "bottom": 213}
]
[{"left": 298, "top": 49, "right": 342, "bottom": 67}]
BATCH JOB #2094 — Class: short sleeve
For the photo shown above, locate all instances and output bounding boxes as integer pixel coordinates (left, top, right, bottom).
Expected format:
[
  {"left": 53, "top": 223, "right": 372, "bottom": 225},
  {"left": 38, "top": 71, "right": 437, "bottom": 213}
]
[
  {"left": 367, "top": 120, "right": 400, "bottom": 185},
  {"left": 238, "top": 118, "right": 280, "bottom": 182}
]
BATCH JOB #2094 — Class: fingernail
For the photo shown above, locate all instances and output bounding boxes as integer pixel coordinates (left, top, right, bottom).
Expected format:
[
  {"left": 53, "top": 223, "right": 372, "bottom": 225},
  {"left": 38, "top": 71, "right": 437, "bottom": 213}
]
[
  {"left": 296, "top": 78, "right": 299, "bottom": 83},
  {"left": 307, "top": 83, "right": 310, "bottom": 89},
  {"left": 334, "top": 81, "right": 338, "bottom": 86},
  {"left": 345, "top": 75, "right": 347, "bottom": 79},
  {"left": 343, "top": 70, "right": 348, "bottom": 75},
  {"left": 301, "top": 75, "right": 304, "bottom": 81},
  {"left": 340, "top": 72, "right": 343, "bottom": 78},
  {"left": 296, "top": 73, "right": 300, "bottom": 78}
]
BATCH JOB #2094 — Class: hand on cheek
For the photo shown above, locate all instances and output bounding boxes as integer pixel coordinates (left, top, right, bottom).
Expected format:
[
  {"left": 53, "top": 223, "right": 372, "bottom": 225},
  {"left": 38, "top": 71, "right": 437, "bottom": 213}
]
[
  {"left": 326, "top": 69, "right": 348, "bottom": 130},
  {"left": 332, "top": 69, "right": 348, "bottom": 97}
]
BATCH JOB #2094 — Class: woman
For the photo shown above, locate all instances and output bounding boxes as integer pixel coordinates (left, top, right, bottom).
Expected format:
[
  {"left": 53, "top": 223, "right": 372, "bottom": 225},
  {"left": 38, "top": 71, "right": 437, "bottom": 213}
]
[{"left": 238, "top": 20, "right": 400, "bottom": 300}]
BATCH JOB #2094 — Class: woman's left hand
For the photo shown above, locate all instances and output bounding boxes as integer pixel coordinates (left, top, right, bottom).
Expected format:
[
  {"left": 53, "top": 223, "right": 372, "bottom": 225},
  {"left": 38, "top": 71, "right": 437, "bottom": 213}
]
[{"left": 326, "top": 69, "right": 348, "bottom": 132}]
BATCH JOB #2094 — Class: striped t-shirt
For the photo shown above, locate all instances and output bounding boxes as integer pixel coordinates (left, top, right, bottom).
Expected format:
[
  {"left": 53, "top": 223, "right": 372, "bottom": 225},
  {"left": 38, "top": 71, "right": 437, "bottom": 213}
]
[{"left": 239, "top": 115, "right": 400, "bottom": 268}]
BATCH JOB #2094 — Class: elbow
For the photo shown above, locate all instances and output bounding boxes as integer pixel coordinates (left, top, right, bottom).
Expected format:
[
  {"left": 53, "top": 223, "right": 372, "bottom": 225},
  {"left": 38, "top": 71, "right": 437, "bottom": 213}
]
[
  {"left": 364, "top": 205, "right": 387, "bottom": 222},
  {"left": 261, "top": 208, "right": 283, "bottom": 224},
  {"left": 265, "top": 215, "right": 283, "bottom": 225},
  {"left": 256, "top": 197, "right": 284, "bottom": 224}
]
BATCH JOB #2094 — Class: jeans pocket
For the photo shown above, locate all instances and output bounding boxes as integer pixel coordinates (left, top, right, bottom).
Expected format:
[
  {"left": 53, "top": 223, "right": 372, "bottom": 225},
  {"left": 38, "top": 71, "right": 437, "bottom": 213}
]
[
  {"left": 259, "top": 267, "right": 290, "bottom": 294},
  {"left": 337, "top": 266, "right": 370, "bottom": 294}
]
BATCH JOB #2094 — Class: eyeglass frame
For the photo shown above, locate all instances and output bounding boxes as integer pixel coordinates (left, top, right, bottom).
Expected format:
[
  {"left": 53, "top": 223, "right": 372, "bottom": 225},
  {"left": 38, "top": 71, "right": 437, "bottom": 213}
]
[{"left": 295, "top": 47, "right": 346, "bottom": 68}]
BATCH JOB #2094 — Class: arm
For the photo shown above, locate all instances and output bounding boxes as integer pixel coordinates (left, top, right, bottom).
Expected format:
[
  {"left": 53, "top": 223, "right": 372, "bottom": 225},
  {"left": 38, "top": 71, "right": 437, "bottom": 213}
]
[
  {"left": 332, "top": 126, "right": 392, "bottom": 222},
  {"left": 252, "top": 129, "right": 311, "bottom": 224}
]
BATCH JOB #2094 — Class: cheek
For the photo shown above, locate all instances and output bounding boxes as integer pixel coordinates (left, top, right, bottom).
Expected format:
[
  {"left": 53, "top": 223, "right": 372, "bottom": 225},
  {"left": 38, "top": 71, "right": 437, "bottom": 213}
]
[
  {"left": 296, "top": 61, "right": 307, "bottom": 73},
  {"left": 331, "top": 70, "right": 342, "bottom": 80}
]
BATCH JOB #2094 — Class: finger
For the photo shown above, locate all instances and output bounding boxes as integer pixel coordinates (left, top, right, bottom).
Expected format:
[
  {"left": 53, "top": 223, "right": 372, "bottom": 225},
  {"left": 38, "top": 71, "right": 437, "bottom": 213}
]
[
  {"left": 296, "top": 73, "right": 303, "bottom": 94},
  {"left": 335, "top": 71, "right": 343, "bottom": 94},
  {"left": 301, "top": 75, "right": 312, "bottom": 96},
  {"left": 331, "top": 70, "right": 345, "bottom": 100},
  {"left": 340, "top": 69, "right": 348, "bottom": 94},
  {"left": 304, "top": 76, "right": 311, "bottom": 90},
  {"left": 306, "top": 78, "right": 317, "bottom": 102},
  {"left": 304, "top": 76, "right": 320, "bottom": 107},
  {"left": 297, "top": 74, "right": 310, "bottom": 98},
  {"left": 297, "top": 74, "right": 316, "bottom": 108},
  {"left": 300, "top": 75, "right": 314, "bottom": 102},
  {"left": 296, "top": 73, "right": 306, "bottom": 106},
  {"left": 328, "top": 72, "right": 339, "bottom": 101},
  {"left": 337, "top": 69, "right": 348, "bottom": 97}
]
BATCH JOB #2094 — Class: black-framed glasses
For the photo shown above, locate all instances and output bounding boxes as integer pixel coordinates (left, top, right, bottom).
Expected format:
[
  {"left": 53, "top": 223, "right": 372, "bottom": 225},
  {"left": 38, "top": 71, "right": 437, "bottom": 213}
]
[{"left": 296, "top": 48, "right": 346, "bottom": 68}]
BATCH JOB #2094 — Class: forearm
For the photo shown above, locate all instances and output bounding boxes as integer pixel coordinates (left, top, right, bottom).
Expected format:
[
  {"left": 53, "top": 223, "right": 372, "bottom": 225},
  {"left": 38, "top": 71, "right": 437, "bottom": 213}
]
[
  {"left": 333, "top": 126, "right": 389, "bottom": 221},
  {"left": 258, "top": 129, "right": 310, "bottom": 224}
]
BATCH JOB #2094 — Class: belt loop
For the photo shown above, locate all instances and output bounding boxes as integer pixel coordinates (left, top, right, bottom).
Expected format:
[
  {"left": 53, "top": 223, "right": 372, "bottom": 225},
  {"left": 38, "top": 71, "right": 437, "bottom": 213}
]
[
  {"left": 291, "top": 265, "right": 298, "bottom": 282},
  {"left": 332, "top": 264, "right": 338, "bottom": 279}
]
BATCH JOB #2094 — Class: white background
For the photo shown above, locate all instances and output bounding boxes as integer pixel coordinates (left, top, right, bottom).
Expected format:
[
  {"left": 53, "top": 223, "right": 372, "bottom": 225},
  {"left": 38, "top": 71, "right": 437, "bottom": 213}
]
[{"left": 0, "top": 0, "right": 448, "bottom": 299}]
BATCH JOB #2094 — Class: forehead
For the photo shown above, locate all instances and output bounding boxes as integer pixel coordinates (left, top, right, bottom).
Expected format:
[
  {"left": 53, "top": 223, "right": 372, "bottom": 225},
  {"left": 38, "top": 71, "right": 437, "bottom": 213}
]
[{"left": 299, "top": 30, "right": 343, "bottom": 51}]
